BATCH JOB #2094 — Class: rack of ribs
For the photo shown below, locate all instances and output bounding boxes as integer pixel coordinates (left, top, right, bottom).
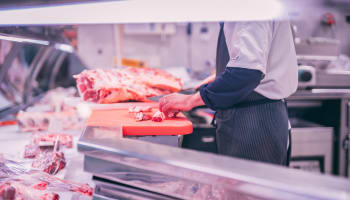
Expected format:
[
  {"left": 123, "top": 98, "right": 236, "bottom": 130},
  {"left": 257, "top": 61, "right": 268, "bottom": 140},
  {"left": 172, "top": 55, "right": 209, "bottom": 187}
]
[{"left": 74, "top": 67, "right": 182, "bottom": 104}]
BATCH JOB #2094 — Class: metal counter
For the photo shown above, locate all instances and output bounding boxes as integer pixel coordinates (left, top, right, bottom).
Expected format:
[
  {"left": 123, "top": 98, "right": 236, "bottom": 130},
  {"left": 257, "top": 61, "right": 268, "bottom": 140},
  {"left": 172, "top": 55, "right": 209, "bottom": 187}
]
[
  {"left": 288, "top": 89, "right": 350, "bottom": 177},
  {"left": 289, "top": 89, "right": 350, "bottom": 100},
  {"left": 78, "top": 126, "right": 350, "bottom": 200}
]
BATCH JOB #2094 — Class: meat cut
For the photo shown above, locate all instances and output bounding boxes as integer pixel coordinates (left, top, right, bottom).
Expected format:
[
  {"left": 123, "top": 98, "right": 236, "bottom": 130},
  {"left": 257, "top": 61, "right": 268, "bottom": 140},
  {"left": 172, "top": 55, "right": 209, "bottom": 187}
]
[
  {"left": 152, "top": 111, "right": 165, "bottom": 122},
  {"left": 0, "top": 155, "right": 93, "bottom": 199},
  {"left": 34, "top": 134, "right": 73, "bottom": 149},
  {"left": 31, "top": 152, "right": 66, "bottom": 175},
  {"left": 17, "top": 111, "right": 82, "bottom": 132},
  {"left": 0, "top": 181, "right": 59, "bottom": 200},
  {"left": 134, "top": 112, "right": 152, "bottom": 122},
  {"left": 24, "top": 133, "right": 73, "bottom": 159},
  {"left": 74, "top": 67, "right": 182, "bottom": 104}
]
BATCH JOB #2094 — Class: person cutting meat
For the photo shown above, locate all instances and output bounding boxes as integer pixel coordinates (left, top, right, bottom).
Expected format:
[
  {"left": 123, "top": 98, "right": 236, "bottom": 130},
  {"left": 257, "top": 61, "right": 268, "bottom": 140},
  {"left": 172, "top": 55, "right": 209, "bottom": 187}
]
[{"left": 159, "top": 20, "right": 298, "bottom": 166}]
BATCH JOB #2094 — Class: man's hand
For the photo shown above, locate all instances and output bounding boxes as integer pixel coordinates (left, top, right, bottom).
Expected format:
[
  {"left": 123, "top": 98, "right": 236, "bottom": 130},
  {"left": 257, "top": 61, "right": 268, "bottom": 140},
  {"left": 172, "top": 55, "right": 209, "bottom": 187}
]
[{"left": 159, "top": 92, "right": 205, "bottom": 116}]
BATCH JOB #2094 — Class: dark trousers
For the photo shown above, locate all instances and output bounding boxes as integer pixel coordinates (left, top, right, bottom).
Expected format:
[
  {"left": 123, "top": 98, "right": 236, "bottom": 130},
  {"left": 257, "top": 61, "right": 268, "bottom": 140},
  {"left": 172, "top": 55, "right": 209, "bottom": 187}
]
[{"left": 215, "top": 92, "right": 290, "bottom": 166}]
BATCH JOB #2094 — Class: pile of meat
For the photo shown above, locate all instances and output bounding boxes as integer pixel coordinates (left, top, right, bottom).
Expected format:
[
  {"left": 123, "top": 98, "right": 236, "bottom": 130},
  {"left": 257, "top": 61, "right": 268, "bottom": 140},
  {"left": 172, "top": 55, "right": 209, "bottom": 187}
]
[
  {"left": 24, "top": 133, "right": 73, "bottom": 175},
  {"left": 17, "top": 111, "right": 82, "bottom": 132},
  {"left": 0, "top": 174, "right": 93, "bottom": 200},
  {"left": 128, "top": 105, "right": 174, "bottom": 122},
  {"left": 16, "top": 87, "right": 83, "bottom": 132},
  {"left": 0, "top": 181, "right": 59, "bottom": 200},
  {"left": 0, "top": 154, "right": 93, "bottom": 200},
  {"left": 74, "top": 67, "right": 182, "bottom": 104}
]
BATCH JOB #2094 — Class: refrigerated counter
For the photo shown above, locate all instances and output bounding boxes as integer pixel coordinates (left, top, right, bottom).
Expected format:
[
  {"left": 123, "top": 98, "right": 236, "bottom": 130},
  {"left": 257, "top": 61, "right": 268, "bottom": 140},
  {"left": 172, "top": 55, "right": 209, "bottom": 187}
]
[{"left": 78, "top": 126, "right": 350, "bottom": 200}]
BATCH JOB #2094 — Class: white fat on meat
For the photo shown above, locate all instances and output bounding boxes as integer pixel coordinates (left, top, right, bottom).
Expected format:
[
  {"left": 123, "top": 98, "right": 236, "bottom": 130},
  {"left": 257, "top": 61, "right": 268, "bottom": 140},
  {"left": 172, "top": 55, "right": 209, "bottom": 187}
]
[{"left": 152, "top": 111, "right": 165, "bottom": 122}]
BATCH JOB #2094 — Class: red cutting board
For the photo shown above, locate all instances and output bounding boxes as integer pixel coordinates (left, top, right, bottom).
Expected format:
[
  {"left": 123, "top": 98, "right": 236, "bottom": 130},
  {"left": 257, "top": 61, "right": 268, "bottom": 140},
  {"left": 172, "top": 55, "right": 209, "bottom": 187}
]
[{"left": 86, "top": 103, "right": 193, "bottom": 136}]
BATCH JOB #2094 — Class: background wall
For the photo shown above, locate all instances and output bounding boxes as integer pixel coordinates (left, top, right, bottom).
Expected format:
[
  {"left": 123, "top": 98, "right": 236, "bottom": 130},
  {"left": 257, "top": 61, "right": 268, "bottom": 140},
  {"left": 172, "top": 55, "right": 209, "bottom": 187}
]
[
  {"left": 121, "top": 23, "right": 219, "bottom": 79},
  {"left": 78, "top": 0, "right": 350, "bottom": 79}
]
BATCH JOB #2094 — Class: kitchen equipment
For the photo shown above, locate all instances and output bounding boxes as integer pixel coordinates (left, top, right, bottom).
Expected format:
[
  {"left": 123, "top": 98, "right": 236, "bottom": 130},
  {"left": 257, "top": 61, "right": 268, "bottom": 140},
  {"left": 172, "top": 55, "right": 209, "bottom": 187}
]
[
  {"left": 298, "top": 65, "right": 316, "bottom": 88},
  {"left": 290, "top": 118, "right": 333, "bottom": 174}
]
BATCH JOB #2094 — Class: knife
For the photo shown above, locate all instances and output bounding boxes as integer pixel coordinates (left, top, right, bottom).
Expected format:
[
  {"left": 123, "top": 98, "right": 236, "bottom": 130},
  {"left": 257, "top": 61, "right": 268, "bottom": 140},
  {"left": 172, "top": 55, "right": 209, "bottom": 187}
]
[{"left": 148, "top": 88, "right": 196, "bottom": 102}]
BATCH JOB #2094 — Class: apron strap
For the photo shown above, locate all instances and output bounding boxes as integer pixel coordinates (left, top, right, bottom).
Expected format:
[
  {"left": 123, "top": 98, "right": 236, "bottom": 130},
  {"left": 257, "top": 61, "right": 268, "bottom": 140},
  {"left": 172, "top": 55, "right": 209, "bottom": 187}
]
[{"left": 284, "top": 99, "right": 292, "bottom": 167}]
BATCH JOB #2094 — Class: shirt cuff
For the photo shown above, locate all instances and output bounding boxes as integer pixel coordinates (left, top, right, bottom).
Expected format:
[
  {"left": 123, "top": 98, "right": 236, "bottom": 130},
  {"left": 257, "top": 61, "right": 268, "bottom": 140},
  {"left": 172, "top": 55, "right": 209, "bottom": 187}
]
[{"left": 199, "top": 83, "right": 217, "bottom": 111}]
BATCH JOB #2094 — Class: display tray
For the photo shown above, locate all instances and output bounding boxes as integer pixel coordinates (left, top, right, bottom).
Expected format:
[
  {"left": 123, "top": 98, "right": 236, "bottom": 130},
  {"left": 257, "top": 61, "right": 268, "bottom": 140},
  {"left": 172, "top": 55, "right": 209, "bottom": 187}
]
[{"left": 86, "top": 103, "right": 193, "bottom": 136}]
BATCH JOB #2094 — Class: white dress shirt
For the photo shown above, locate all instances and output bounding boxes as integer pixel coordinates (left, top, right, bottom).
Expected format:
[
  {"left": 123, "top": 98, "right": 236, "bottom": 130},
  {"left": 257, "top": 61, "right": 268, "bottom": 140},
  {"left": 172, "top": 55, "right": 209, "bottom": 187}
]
[{"left": 223, "top": 20, "right": 298, "bottom": 99}]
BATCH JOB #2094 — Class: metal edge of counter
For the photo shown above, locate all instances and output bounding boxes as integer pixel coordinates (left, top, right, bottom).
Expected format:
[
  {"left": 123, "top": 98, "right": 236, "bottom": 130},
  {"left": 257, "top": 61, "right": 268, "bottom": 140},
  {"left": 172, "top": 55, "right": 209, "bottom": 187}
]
[{"left": 77, "top": 127, "right": 350, "bottom": 200}]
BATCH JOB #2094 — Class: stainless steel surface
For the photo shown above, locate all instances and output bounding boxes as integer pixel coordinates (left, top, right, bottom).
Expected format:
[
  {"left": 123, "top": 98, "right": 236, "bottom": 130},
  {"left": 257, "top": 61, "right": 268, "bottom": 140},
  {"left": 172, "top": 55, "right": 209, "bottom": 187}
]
[
  {"left": 78, "top": 126, "right": 350, "bottom": 200},
  {"left": 290, "top": 119, "right": 333, "bottom": 173},
  {"left": 295, "top": 37, "right": 340, "bottom": 62},
  {"left": 289, "top": 90, "right": 350, "bottom": 100},
  {"left": 288, "top": 92, "right": 350, "bottom": 176},
  {"left": 315, "top": 71, "right": 350, "bottom": 88},
  {"left": 93, "top": 179, "right": 178, "bottom": 200}
]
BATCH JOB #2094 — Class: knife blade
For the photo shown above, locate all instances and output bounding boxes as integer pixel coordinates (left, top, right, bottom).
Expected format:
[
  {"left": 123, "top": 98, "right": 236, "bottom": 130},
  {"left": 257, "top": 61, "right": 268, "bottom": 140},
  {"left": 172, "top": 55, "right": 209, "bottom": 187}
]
[{"left": 148, "top": 88, "right": 196, "bottom": 102}]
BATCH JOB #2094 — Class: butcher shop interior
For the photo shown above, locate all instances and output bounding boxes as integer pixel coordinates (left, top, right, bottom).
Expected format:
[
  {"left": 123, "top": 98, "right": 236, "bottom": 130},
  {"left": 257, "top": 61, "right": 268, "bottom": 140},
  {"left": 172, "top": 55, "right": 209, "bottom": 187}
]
[{"left": 1, "top": 0, "right": 350, "bottom": 199}]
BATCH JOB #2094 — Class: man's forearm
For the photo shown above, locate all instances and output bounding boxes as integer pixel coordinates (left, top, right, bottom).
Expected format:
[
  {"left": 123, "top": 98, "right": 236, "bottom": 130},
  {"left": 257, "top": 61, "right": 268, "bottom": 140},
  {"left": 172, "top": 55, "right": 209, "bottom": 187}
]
[
  {"left": 187, "top": 92, "right": 205, "bottom": 109},
  {"left": 199, "top": 67, "right": 263, "bottom": 110}
]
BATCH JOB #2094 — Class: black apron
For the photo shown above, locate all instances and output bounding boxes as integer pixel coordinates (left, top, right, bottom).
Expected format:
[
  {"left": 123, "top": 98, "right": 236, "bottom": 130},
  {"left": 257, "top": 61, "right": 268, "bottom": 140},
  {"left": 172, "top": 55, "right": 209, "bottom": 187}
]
[{"left": 214, "top": 23, "right": 291, "bottom": 166}]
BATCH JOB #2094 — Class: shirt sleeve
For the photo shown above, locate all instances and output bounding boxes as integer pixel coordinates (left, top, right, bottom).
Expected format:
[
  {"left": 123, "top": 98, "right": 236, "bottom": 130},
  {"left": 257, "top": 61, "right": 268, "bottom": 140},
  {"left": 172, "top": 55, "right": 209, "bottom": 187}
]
[
  {"left": 199, "top": 67, "right": 263, "bottom": 110},
  {"left": 224, "top": 21, "right": 274, "bottom": 74}
]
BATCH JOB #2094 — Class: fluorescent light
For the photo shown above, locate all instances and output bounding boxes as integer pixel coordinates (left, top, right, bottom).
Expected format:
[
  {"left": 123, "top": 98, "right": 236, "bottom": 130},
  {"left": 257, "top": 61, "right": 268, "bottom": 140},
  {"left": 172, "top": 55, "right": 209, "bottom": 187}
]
[
  {"left": 0, "top": 0, "right": 284, "bottom": 25},
  {"left": 54, "top": 43, "right": 74, "bottom": 53},
  {"left": 0, "top": 34, "right": 49, "bottom": 45}
]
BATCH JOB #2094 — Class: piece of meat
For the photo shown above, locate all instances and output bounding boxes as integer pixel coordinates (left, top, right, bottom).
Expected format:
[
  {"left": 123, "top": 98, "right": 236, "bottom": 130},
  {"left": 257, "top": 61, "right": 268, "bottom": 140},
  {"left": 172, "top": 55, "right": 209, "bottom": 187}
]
[
  {"left": 32, "top": 182, "right": 47, "bottom": 191},
  {"left": 32, "top": 172, "right": 93, "bottom": 196},
  {"left": 35, "top": 134, "right": 73, "bottom": 149},
  {"left": 17, "top": 111, "right": 82, "bottom": 132},
  {"left": 134, "top": 112, "right": 152, "bottom": 122},
  {"left": 32, "top": 152, "right": 66, "bottom": 175},
  {"left": 152, "top": 111, "right": 165, "bottom": 122},
  {"left": 0, "top": 181, "right": 59, "bottom": 200},
  {"left": 71, "top": 184, "right": 93, "bottom": 196},
  {"left": 0, "top": 183, "right": 16, "bottom": 200},
  {"left": 24, "top": 144, "right": 41, "bottom": 159},
  {"left": 73, "top": 67, "right": 182, "bottom": 104}
]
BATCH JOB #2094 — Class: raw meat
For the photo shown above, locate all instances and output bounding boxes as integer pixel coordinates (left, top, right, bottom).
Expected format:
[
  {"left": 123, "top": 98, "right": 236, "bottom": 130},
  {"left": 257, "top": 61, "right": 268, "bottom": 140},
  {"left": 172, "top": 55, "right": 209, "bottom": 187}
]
[
  {"left": 0, "top": 156, "right": 93, "bottom": 198},
  {"left": 17, "top": 111, "right": 82, "bottom": 132},
  {"left": 0, "top": 183, "right": 16, "bottom": 200},
  {"left": 31, "top": 152, "right": 66, "bottom": 175},
  {"left": 71, "top": 184, "right": 93, "bottom": 196},
  {"left": 134, "top": 112, "right": 152, "bottom": 122},
  {"left": 32, "top": 172, "right": 93, "bottom": 196},
  {"left": 152, "top": 111, "right": 165, "bottom": 122},
  {"left": 24, "top": 133, "right": 73, "bottom": 159},
  {"left": 24, "top": 144, "right": 41, "bottom": 159},
  {"left": 74, "top": 67, "right": 182, "bottom": 104},
  {"left": 35, "top": 134, "right": 73, "bottom": 149},
  {"left": 0, "top": 181, "right": 59, "bottom": 200}
]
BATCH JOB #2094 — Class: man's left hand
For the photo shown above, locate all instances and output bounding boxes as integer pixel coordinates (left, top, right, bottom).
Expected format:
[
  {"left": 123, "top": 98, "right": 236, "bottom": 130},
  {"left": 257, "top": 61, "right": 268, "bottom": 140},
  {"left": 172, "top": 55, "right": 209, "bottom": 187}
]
[
  {"left": 159, "top": 93, "right": 192, "bottom": 116},
  {"left": 159, "top": 92, "right": 205, "bottom": 116}
]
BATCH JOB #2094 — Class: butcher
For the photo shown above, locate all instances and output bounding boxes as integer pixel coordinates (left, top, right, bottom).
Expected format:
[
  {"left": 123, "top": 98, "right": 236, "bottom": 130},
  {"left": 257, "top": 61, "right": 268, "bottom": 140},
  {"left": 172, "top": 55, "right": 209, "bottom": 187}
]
[{"left": 159, "top": 20, "right": 298, "bottom": 166}]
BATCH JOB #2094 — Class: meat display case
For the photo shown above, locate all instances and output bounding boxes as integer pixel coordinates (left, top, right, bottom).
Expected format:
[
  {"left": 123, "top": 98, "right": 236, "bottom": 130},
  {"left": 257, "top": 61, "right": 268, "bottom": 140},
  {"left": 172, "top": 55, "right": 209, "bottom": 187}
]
[{"left": 78, "top": 126, "right": 350, "bottom": 200}]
